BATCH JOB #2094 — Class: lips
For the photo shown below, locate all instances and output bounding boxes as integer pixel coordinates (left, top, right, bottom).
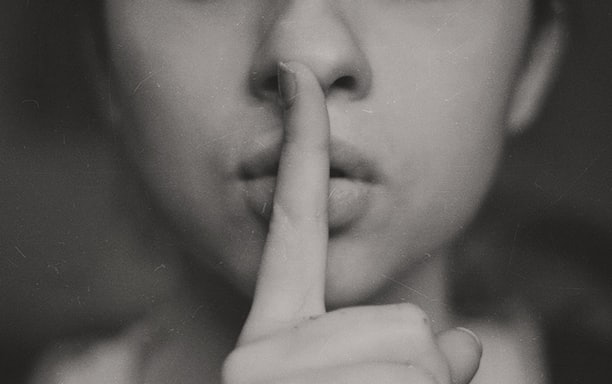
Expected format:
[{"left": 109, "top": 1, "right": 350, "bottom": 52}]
[
  {"left": 240, "top": 139, "right": 379, "bottom": 183},
  {"left": 240, "top": 139, "right": 380, "bottom": 232}
]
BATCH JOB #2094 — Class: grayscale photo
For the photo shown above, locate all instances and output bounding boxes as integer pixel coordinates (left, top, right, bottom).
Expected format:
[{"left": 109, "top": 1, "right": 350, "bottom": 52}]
[{"left": 1, "top": 0, "right": 611, "bottom": 383}]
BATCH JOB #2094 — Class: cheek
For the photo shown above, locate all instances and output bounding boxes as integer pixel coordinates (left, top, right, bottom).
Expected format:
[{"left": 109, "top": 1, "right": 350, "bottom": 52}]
[
  {"left": 106, "top": 1, "right": 251, "bottom": 202},
  {"left": 381, "top": 77, "right": 506, "bottom": 253},
  {"left": 361, "top": 3, "right": 530, "bottom": 248},
  {"left": 401, "top": 80, "right": 505, "bottom": 235},
  {"left": 105, "top": 3, "right": 284, "bottom": 296}
]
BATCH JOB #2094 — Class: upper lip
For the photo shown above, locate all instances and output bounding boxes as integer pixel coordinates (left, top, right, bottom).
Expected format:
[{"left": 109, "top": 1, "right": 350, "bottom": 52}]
[{"left": 240, "top": 138, "right": 380, "bottom": 183}]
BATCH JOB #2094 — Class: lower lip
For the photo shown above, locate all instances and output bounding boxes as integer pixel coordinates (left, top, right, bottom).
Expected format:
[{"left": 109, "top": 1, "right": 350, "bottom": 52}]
[{"left": 243, "top": 176, "right": 372, "bottom": 232}]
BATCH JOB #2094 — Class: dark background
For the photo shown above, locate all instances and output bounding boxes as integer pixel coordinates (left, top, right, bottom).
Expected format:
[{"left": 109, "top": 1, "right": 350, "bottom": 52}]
[{"left": 1, "top": 1, "right": 611, "bottom": 382}]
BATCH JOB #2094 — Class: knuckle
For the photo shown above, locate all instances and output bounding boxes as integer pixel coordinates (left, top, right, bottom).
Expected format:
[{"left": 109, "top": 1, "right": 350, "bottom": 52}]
[
  {"left": 270, "top": 201, "right": 296, "bottom": 228},
  {"left": 271, "top": 197, "right": 302, "bottom": 228},
  {"left": 393, "top": 303, "right": 432, "bottom": 330},
  {"left": 390, "top": 303, "right": 436, "bottom": 347},
  {"left": 283, "top": 131, "right": 328, "bottom": 155},
  {"left": 272, "top": 197, "right": 325, "bottom": 230}
]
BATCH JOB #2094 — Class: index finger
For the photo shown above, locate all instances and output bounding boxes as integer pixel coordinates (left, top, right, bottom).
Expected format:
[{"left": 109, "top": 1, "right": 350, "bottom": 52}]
[{"left": 239, "top": 62, "right": 330, "bottom": 344}]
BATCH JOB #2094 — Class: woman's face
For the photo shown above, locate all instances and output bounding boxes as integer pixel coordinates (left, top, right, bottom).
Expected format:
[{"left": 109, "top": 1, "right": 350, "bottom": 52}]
[{"left": 104, "top": 0, "right": 532, "bottom": 306}]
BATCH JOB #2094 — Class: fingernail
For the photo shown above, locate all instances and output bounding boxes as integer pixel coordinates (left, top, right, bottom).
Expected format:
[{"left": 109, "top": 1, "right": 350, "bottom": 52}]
[
  {"left": 278, "top": 62, "right": 297, "bottom": 109},
  {"left": 456, "top": 327, "right": 482, "bottom": 350}
]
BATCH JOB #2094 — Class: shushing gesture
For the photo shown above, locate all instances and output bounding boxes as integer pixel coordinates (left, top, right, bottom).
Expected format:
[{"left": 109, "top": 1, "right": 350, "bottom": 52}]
[{"left": 222, "top": 62, "right": 482, "bottom": 384}]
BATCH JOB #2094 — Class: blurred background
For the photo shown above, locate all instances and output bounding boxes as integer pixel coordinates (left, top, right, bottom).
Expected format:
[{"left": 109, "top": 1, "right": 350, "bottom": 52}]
[{"left": 1, "top": 0, "right": 611, "bottom": 382}]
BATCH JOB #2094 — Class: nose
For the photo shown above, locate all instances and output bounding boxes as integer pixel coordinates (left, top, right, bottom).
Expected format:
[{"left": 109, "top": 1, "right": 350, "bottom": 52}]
[{"left": 250, "top": 1, "right": 372, "bottom": 102}]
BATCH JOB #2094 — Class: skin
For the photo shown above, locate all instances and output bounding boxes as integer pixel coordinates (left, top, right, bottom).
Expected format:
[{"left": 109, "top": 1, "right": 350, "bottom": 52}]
[
  {"left": 99, "top": 0, "right": 563, "bottom": 382},
  {"left": 105, "top": 0, "right": 533, "bottom": 306},
  {"left": 223, "top": 62, "right": 481, "bottom": 384}
]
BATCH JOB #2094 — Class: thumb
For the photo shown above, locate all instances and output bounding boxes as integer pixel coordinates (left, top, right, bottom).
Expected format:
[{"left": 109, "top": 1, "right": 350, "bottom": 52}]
[{"left": 437, "top": 327, "right": 483, "bottom": 384}]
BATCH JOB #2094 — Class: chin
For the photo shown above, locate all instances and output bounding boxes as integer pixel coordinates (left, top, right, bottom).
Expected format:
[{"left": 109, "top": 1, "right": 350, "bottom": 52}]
[
  {"left": 323, "top": 261, "right": 403, "bottom": 309},
  {"left": 324, "top": 277, "right": 380, "bottom": 309},
  {"left": 213, "top": 240, "right": 392, "bottom": 310},
  {"left": 322, "top": 242, "right": 409, "bottom": 309}
]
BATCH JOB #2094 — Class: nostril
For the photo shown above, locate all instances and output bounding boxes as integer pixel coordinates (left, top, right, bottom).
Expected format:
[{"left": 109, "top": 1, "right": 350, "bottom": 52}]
[
  {"left": 332, "top": 75, "right": 357, "bottom": 91},
  {"left": 254, "top": 75, "right": 279, "bottom": 100},
  {"left": 251, "top": 68, "right": 367, "bottom": 102},
  {"left": 262, "top": 76, "right": 279, "bottom": 95}
]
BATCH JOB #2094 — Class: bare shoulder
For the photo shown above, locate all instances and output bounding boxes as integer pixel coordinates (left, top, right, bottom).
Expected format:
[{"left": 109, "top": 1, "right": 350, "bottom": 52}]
[{"left": 27, "top": 326, "right": 145, "bottom": 384}]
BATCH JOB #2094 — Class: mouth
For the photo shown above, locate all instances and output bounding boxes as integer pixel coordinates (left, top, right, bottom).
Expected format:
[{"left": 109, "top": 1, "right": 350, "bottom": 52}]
[
  {"left": 240, "top": 139, "right": 379, "bottom": 183},
  {"left": 240, "top": 139, "right": 380, "bottom": 232}
]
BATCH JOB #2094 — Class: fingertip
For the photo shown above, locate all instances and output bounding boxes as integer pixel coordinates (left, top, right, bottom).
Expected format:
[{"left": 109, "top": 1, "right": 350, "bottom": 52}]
[
  {"left": 280, "top": 61, "right": 324, "bottom": 99},
  {"left": 278, "top": 61, "right": 297, "bottom": 109},
  {"left": 277, "top": 61, "right": 328, "bottom": 149},
  {"left": 437, "top": 327, "right": 483, "bottom": 384}
]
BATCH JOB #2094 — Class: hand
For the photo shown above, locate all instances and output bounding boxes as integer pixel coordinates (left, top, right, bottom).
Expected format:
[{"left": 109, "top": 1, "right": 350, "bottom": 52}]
[{"left": 222, "top": 62, "right": 482, "bottom": 384}]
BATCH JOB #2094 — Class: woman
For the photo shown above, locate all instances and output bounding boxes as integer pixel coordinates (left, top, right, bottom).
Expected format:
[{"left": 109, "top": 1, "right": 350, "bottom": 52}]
[{"left": 27, "top": 1, "right": 571, "bottom": 383}]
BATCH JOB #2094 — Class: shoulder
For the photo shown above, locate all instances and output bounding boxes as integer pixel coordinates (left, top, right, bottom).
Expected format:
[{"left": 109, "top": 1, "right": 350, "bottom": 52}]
[
  {"left": 27, "top": 322, "right": 154, "bottom": 384},
  {"left": 26, "top": 295, "right": 232, "bottom": 384}
]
